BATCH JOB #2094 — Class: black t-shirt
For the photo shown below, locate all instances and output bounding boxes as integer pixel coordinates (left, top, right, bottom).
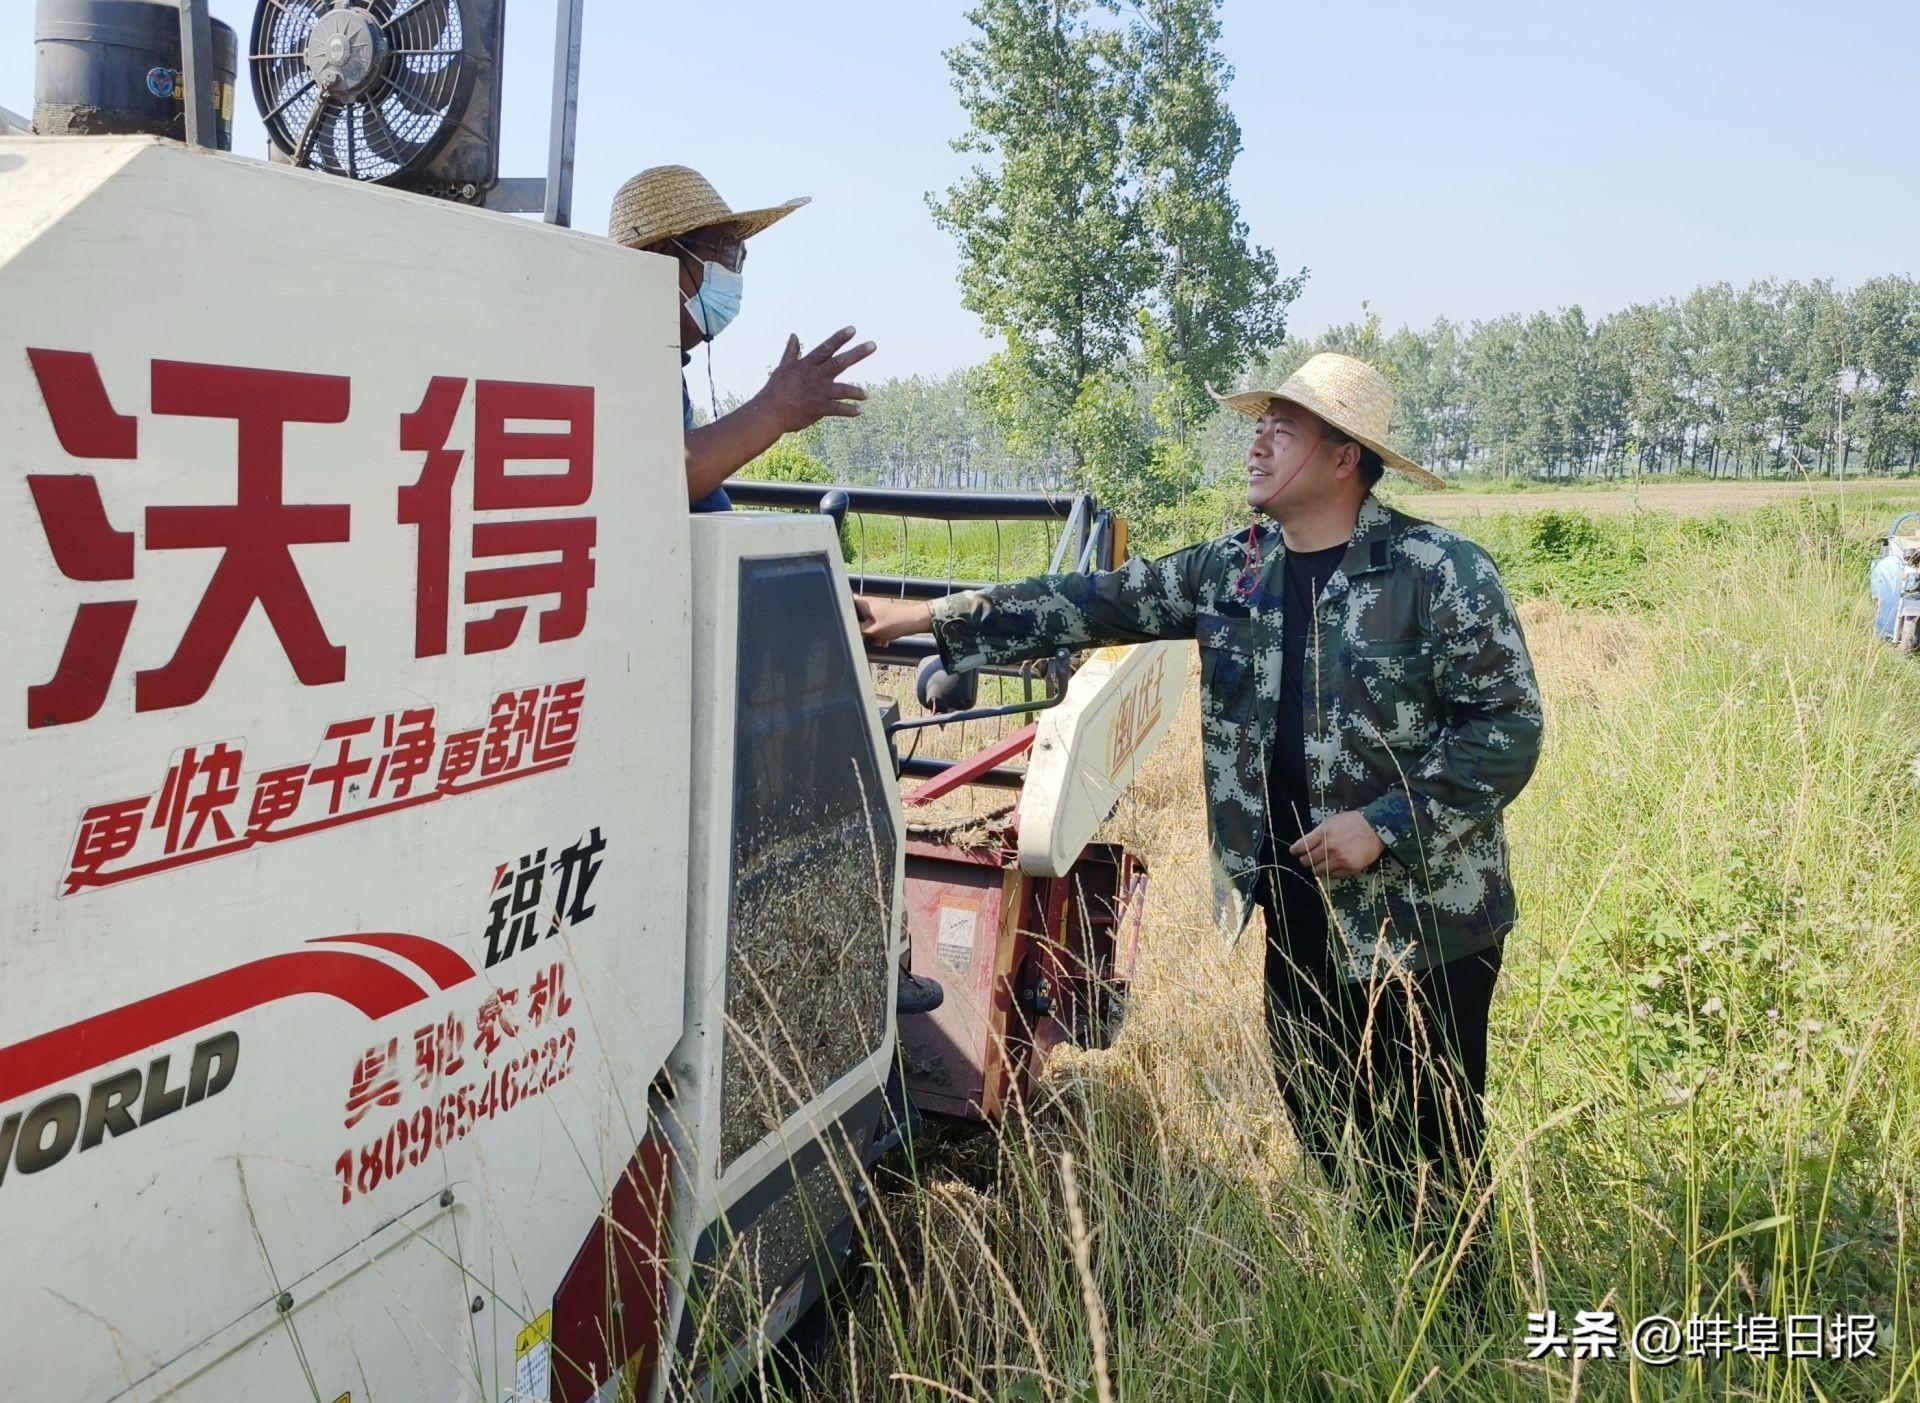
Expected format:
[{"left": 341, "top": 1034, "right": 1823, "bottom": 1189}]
[{"left": 1265, "top": 542, "right": 1346, "bottom": 931}]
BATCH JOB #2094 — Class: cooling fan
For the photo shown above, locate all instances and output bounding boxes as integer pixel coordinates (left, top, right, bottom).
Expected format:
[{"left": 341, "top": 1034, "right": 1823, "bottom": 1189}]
[{"left": 251, "top": 0, "right": 491, "bottom": 191}]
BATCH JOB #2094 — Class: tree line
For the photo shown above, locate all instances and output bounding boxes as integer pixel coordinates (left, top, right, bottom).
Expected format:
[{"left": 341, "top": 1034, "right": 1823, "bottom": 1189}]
[
  {"left": 1245, "top": 276, "right": 1920, "bottom": 482},
  {"left": 760, "top": 273, "right": 1920, "bottom": 496}
]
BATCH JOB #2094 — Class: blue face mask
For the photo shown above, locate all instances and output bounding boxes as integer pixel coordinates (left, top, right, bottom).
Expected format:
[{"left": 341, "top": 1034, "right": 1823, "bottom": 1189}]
[{"left": 686, "top": 261, "right": 743, "bottom": 340}]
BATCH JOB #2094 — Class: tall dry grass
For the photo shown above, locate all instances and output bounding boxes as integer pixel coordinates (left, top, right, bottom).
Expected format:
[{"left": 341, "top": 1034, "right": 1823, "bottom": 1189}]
[{"left": 721, "top": 496, "right": 1920, "bottom": 1402}]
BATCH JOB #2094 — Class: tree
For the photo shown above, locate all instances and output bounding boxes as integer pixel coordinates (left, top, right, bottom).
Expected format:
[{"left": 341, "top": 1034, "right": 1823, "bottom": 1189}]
[
  {"left": 1464, "top": 315, "right": 1525, "bottom": 479},
  {"left": 739, "top": 427, "right": 831, "bottom": 483},
  {"left": 932, "top": 0, "right": 1293, "bottom": 499},
  {"left": 1849, "top": 275, "right": 1920, "bottom": 473},
  {"left": 931, "top": 0, "right": 1148, "bottom": 465},
  {"left": 1127, "top": 0, "right": 1303, "bottom": 448},
  {"left": 1599, "top": 302, "right": 1684, "bottom": 475}
]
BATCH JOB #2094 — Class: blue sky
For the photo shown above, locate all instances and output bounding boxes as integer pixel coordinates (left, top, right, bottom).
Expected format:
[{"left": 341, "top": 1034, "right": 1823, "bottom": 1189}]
[{"left": 4, "top": 1, "right": 1914, "bottom": 403}]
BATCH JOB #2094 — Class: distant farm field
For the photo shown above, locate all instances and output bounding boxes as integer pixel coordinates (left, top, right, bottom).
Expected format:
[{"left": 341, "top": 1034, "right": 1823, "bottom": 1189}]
[
  {"left": 1394, "top": 476, "right": 1920, "bottom": 524},
  {"left": 765, "top": 485, "right": 1920, "bottom": 1402},
  {"left": 831, "top": 478, "right": 1920, "bottom": 590}
]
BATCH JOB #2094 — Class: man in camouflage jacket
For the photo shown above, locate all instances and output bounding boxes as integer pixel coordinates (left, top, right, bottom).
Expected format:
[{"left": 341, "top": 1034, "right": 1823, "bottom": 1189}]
[
  {"left": 858, "top": 353, "right": 1542, "bottom": 1315},
  {"left": 921, "top": 488, "right": 1542, "bottom": 981}
]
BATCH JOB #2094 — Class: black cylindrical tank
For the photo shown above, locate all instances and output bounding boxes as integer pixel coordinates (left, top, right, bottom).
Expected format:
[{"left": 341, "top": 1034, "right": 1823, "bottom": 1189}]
[{"left": 33, "top": 0, "right": 238, "bottom": 150}]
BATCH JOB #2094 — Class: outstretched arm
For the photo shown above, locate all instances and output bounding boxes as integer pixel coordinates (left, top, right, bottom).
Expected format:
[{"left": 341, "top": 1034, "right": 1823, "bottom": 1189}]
[{"left": 857, "top": 544, "right": 1212, "bottom": 670}]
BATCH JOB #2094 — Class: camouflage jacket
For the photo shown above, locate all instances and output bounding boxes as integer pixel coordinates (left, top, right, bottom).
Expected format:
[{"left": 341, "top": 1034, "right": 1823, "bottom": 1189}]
[{"left": 928, "top": 495, "right": 1544, "bottom": 981}]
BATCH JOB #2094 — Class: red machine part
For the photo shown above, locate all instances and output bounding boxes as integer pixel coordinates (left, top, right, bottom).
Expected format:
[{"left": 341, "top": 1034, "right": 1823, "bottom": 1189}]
[
  {"left": 901, "top": 723, "right": 1036, "bottom": 808},
  {"left": 899, "top": 830, "right": 1145, "bottom": 1122},
  {"left": 549, "top": 1128, "right": 674, "bottom": 1402}
]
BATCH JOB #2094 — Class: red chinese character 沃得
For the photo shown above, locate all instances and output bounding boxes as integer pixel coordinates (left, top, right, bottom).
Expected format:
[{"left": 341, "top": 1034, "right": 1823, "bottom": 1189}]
[
  {"left": 25, "top": 350, "right": 138, "bottom": 730},
  {"left": 138, "top": 360, "right": 352, "bottom": 711}
]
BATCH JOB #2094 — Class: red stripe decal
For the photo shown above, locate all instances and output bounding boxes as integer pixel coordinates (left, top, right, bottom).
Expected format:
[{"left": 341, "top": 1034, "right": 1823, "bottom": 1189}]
[
  {"left": 0, "top": 949, "right": 431, "bottom": 1105},
  {"left": 307, "top": 933, "right": 477, "bottom": 990}
]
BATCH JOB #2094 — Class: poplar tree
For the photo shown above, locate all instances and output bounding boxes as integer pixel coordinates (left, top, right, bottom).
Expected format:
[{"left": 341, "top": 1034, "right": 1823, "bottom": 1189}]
[
  {"left": 930, "top": 0, "right": 1148, "bottom": 464},
  {"left": 1128, "top": 0, "right": 1302, "bottom": 448},
  {"left": 933, "top": 0, "right": 1294, "bottom": 508}
]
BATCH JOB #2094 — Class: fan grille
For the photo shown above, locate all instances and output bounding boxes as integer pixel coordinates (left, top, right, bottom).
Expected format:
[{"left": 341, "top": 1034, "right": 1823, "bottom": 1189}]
[{"left": 252, "top": 0, "right": 467, "bottom": 183}]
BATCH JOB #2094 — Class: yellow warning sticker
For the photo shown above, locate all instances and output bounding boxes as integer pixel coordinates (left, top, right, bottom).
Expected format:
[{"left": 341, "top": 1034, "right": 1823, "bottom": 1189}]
[
  {"left": 515, "top": 1310, "right": 552, "bottom": 1358},
  {"left": 513, "top": 1310, "right": 553, "bottom": 1401}
]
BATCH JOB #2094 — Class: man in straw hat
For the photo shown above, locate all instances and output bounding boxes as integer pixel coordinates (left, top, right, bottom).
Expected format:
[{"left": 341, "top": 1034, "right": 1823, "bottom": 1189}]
[
  {"left": 609, "top": 165, "right": 876, "bottom": 511},
  {"left": 856, "top": 352, "right": 1542, "bottom": 1315}
]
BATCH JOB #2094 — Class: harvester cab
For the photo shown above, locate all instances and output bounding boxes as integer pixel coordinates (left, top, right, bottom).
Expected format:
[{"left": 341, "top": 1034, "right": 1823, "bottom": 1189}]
[{"left": 0, "top": 4, "right": 1176, "bottom": 1400}]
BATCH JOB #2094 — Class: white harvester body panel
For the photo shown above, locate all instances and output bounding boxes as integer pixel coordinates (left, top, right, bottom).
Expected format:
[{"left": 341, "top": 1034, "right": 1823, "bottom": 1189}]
[
  {"left": 1018, "top": 640, "right": 1185, "bottom": 877},
  {"left": 0, "top": 136, "right": 696, "bottom": 1402},
  {"left": 0, "top": 129, "right": 1142, "bottom": 1403}
]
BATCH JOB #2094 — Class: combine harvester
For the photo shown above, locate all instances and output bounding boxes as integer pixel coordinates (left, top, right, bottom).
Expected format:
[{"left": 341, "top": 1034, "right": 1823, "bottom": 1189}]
[{"left": 0, "top": 2, "right": 1180, "bottom": 1399}]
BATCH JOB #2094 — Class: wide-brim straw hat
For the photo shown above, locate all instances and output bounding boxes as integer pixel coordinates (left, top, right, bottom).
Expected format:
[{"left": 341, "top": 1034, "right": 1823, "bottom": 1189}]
[
  {"left": 608, "top": 165, "right": 809, "bottom": 250},
  {"left": 1207, "top": 353, "right": 1445, "bottom": 490}
]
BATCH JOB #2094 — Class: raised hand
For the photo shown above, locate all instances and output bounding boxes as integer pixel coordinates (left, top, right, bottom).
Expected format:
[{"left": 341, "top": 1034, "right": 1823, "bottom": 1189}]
[{"left": 758, "top": 327, "right": 877, "bottom": 434}]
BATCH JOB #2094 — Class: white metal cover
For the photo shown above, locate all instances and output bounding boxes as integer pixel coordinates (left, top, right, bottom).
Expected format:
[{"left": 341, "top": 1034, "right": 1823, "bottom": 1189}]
[
  {"left": 0, "top": 138, "right": 691, "bottom": 1401},
  {"left": 1018, "top": 640, "right": 1185, "bottom": 877}
]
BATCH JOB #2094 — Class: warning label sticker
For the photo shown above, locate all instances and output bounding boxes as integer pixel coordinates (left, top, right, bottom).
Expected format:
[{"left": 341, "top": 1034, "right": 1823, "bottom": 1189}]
[
  {"left": 512, "top": 1309, "right": 553, "bottom": 1402},
  {"left": 935, "top": 904, "right": 977, "bottom": 972}
]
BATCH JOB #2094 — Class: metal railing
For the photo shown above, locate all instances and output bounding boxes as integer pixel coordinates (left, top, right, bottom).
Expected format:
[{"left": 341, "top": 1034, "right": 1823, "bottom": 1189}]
[
  {"left": 725, "top": 481, "right": 1087, "bottom": 522},
  {"left": 727, "top": 481, "right": 1116, "bottom": 601}
]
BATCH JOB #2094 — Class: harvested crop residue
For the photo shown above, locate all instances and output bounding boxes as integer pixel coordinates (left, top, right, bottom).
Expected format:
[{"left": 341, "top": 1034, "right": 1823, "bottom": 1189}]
[
  {"left": 721, "top": 807, "right": 893, "bottom": 1170},
  {"left": 1516, "top": 597, "right": 1656, "bottom": 708}
]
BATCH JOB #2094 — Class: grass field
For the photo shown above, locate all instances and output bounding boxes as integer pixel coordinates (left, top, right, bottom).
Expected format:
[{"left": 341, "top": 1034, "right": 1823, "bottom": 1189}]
[
  {"left": 1397, "top": 474, "right": 1920, "bottom": 518},
  {"left": 1392, "top": 477, "right": 1920, "bottom": 525},
  {"left": 836, "top": 477, "right": 1920, "bottom": 587},
  {"left": 739, "top": 481, "right": 1920, "bottom": 1402}
]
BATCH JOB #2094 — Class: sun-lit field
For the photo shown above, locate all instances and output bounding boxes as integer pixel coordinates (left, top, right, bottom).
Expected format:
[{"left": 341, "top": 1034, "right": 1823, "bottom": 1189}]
[
  {"left": 744, "top": 483, "right": 1920, "bottom": 1402},
  {"left": 1391, "top": 477, "right": 1920, "bottom": 525}
]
